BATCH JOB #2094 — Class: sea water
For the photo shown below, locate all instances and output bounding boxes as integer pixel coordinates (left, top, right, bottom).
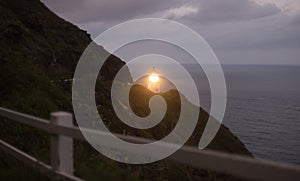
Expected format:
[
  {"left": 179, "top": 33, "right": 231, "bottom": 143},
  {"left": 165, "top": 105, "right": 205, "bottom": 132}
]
[{"left": 192, "top": 64, "right": 300, "bottom": 165}]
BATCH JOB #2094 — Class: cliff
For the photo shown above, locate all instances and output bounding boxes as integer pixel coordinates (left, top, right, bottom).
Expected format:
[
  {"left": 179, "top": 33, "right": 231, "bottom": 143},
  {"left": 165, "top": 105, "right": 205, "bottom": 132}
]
[{"left": 0, "top": 0, "right": 251, "bottom": 180}]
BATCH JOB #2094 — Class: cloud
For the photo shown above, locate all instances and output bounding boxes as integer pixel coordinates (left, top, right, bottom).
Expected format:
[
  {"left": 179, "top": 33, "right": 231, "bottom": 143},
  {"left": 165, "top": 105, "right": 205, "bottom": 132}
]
[
  {"left": 41, "top": 0, "right": 282, "bottom": 24},
  {"left": 162, "top": 5, "right": 198, "bottom": 19},
  {"left": 253, "top": 0, "right": 300, "bottom": 14},
  {"left": 41, "top": 0, "right": 300, "bottom": 64},
  {"left": 176, "top": 0, "right": 281, "bottom": 23},
  {"left": 41, "top": 0, "right": 185, "bottom": 23},
  {"left": 197, "top": 13, "right": 300, "bottom": 49},
  {"left": 189, "top": 13, "right": 300, "bottom": 64}
]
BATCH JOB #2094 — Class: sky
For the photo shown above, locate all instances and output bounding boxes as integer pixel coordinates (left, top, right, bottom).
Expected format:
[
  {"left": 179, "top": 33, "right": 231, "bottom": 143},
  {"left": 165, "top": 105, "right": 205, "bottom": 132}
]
[{"left": 41, "top": 0, "right": 300, "bottom": 65}]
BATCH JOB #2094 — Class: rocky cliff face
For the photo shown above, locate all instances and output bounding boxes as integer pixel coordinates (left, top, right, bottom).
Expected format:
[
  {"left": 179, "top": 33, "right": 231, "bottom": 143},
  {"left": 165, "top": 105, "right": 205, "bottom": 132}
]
[{"left": 0, "top": 0, "right": 251, "bottom": 180}]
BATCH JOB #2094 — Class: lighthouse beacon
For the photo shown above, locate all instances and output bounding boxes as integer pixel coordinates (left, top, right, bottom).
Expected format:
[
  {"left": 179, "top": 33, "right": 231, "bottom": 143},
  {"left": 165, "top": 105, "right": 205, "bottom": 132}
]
[{"left": 148, "top": 66, "right": 160, "bottom": 93}]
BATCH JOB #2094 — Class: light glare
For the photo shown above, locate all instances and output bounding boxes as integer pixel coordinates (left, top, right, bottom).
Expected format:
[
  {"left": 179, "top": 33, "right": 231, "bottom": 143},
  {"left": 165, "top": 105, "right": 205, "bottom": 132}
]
[{"left": 149, "top": 73, "right": 159, "bottom": 83}]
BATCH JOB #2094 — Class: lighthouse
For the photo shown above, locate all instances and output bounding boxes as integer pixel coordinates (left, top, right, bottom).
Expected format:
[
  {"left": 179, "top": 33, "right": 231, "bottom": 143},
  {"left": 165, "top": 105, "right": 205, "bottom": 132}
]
[{"left": 147, "top": 66, "right": 160, "bottom": 93}]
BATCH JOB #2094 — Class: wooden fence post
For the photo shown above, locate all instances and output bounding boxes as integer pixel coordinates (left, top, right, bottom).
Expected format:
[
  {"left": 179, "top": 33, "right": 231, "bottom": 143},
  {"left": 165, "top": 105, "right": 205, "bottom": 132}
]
[{"left": 50, "top": 112, "right": 74, "bottom": 175}]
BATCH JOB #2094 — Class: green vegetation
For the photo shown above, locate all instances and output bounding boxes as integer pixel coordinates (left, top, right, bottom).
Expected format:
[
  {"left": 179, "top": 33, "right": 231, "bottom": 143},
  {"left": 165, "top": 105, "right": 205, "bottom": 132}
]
[{"left": 0, "top": 0, "right": 252, "bottom": 180}]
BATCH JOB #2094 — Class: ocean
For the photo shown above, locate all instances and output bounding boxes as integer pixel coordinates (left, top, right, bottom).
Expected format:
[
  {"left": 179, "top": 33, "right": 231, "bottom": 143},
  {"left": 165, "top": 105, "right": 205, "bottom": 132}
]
[{"left": 192, "top": 64, "right": 300, "bottom": 165}]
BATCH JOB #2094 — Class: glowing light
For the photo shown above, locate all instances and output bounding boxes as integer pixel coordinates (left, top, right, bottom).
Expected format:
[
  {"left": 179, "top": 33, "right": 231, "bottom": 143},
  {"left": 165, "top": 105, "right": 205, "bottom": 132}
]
[{"left": 149, "top": 73, "right": 159, "bottom": 83}]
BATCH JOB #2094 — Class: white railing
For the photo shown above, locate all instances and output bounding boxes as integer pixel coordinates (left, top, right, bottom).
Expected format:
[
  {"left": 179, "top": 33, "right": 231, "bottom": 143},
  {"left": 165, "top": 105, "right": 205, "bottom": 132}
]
[{"left": 0, "top": 107, "right": 300, "bottom": 181}]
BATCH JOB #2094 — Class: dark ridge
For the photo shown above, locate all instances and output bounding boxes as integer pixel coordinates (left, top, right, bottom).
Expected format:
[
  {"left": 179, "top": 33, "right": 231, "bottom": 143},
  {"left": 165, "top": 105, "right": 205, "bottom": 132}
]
[{"left": 0, "top": 0, "right": 252, "bottom": 180}]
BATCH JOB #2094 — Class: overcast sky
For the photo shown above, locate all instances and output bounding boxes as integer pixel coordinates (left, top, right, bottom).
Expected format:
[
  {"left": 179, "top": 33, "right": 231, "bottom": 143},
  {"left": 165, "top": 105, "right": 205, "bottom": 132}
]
[{"left": 41, "top": 0, "right": 300, "bottom": 65}]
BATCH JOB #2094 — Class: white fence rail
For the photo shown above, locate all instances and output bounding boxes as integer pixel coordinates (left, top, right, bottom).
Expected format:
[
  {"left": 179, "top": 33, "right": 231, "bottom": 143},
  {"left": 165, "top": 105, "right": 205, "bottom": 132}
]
[{"left": 0, "top": 107, "right": 300, "bottom": 181}]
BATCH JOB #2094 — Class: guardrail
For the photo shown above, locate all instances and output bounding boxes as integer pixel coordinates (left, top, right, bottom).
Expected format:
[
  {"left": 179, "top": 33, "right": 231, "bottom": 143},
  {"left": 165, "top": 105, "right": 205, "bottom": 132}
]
[{"left": 0, "top": 107, "right": 300, "bottom": 181}]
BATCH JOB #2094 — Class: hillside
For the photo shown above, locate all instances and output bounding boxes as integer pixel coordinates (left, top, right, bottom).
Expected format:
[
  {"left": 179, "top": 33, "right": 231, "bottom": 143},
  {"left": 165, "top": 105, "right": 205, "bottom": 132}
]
[
  {"left": 125, "top": 84, "right": 251, "bottom": 155},
  {"left": 0, "top": 0, "right": 251, "bottom": 180}
]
